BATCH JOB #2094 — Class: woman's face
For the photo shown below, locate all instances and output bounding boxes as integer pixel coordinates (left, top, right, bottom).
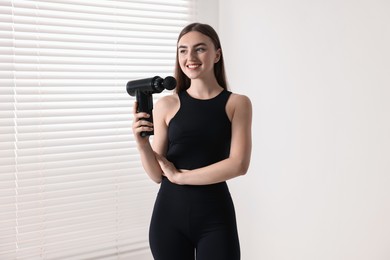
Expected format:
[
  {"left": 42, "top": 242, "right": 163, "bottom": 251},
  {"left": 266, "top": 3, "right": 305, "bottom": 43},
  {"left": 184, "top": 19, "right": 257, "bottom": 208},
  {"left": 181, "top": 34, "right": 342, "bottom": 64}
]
[{"left": 177, "top": 31, "right": 221, "bottom": 81}]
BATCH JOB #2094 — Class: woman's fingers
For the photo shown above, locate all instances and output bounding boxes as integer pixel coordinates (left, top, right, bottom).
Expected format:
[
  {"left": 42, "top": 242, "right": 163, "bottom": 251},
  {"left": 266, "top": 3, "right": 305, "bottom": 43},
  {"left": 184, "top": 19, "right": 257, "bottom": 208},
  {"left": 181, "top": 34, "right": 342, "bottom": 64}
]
[{"left": 132, "top": 102, "right": 153, "bottom": 138}]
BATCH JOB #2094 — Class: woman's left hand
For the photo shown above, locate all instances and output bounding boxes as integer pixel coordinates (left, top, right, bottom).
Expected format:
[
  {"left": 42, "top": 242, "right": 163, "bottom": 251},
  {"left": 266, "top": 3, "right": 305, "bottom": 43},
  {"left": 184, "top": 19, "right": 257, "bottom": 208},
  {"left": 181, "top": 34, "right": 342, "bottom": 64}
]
[{"left": 155, "top": 153, "right": 181, "bottom": 184}]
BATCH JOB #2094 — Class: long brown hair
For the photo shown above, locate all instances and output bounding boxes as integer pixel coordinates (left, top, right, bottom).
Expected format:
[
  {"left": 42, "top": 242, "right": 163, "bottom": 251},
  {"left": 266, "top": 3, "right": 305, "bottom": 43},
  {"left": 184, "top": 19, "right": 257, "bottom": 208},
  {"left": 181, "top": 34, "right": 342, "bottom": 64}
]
[{"left": 174, "top": 23, "right": 228, "bottom": 93}]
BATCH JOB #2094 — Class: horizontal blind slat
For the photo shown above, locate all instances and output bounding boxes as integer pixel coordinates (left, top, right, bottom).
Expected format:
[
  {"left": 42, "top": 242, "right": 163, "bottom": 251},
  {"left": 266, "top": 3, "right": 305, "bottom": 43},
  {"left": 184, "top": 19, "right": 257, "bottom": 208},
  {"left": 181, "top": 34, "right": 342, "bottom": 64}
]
[{"left": 3, "top": 0, "right": 194, "bottom": 258}]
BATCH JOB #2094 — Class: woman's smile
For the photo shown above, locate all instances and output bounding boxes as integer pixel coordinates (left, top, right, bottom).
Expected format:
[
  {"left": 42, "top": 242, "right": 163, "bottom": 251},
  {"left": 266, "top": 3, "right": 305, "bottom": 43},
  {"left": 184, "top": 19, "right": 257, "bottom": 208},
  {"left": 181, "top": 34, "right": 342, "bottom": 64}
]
[{"left": 186, "top": 63, "right": 201, "bottom": 69}]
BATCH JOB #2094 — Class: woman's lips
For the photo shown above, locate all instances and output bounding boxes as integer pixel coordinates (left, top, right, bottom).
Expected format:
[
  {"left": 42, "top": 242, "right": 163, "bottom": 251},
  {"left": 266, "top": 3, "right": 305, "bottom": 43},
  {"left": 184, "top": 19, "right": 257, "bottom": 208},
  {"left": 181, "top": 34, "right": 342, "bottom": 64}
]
[{"left": 186, "top": 64, "right": 201, "bottom": 69}]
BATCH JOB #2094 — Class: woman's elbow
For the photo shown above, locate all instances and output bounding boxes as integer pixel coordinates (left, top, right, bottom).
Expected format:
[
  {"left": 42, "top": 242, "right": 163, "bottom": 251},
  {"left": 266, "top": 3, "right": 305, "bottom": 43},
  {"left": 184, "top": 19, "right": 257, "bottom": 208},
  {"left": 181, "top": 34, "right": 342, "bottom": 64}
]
[
  {"left": 239, "top": 163, "right": 250, "bottom": 176},
  {"left": 149, "top": 174, "right": 162, "bottom": 184},
  {"left": 234, "top": 158, "right": 250, "bottom": 176},
  {"left": 153, "top": 178, "right": 162, "bottom": 184}
]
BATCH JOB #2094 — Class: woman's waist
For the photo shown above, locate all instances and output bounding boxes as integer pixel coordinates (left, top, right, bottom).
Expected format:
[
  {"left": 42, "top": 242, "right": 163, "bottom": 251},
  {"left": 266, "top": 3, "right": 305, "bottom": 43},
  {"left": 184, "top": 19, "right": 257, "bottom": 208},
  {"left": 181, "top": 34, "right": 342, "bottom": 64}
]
[
  {"left": 166, "top": 144, "right": 229, "bottom": 170},
  {"left": 158, "top": 176, "right": 230, "bottom": 199}
]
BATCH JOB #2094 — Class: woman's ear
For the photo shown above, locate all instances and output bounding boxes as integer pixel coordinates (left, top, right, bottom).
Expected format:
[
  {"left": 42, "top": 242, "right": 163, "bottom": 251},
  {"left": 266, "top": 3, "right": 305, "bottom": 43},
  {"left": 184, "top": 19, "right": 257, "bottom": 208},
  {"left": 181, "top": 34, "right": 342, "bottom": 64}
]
[{"left": 215, "top": 48, "right": 222, "bottom": 63}]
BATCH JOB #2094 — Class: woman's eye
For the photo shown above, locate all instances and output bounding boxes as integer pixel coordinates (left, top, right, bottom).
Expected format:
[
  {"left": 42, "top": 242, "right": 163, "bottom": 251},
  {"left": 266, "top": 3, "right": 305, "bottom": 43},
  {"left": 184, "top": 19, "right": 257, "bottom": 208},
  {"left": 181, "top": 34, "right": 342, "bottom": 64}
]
[
  {"left": 179, "top": 49, "right": 187, "bottom": 54},
  {"left": 196, "top": 48, "right": 205, "bottom": 52}
]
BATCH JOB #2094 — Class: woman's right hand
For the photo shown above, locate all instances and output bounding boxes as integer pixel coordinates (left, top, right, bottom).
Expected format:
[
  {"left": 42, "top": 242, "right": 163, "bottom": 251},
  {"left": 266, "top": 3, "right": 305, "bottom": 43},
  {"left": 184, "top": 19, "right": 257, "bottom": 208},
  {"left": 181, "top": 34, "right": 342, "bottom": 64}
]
[{"left": 132, "top": 101, "right": 154, "bottom": 146}]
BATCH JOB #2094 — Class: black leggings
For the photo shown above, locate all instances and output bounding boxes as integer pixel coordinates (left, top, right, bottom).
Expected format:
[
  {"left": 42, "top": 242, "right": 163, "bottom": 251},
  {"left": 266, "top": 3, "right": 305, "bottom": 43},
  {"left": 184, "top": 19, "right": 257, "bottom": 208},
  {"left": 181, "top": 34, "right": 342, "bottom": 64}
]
[{"left": 149, "top": 177, "right": 240, "bottom": 260}]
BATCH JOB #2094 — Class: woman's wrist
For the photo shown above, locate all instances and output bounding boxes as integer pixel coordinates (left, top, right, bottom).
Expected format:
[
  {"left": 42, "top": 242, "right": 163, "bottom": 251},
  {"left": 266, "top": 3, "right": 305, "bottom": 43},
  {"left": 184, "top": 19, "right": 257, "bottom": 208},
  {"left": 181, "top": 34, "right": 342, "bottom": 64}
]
[
  {"left": 136, "top": 139, "right": 152, "bottom": 151},
  {"left": 173, "top": 170, "right": 187, "bottom": 185}
]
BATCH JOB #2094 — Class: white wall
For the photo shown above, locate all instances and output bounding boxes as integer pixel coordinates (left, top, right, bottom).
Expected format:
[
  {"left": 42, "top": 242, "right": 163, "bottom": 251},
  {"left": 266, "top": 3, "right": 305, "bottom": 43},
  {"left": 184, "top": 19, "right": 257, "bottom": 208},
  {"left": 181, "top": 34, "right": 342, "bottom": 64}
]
[
  {"left": 195, "top": 0, "right": 219, "bottom": 30},
  {"left": 218, "top": 1, "right": 390, "bottom": 260}
]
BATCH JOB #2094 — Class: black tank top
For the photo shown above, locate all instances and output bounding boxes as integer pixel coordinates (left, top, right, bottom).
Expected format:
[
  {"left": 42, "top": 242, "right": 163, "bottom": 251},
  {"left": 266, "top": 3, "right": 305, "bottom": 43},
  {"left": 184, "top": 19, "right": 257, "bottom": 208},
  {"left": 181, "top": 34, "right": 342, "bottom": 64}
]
[{"left": 166, "top": 89, "right": 232, "bottom": 170}]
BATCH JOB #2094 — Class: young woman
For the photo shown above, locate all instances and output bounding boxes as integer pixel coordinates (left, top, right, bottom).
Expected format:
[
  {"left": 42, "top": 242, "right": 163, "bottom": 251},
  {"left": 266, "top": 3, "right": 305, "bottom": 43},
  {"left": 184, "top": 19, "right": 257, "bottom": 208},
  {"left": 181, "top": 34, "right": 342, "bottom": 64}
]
[{"left": 132, "top": 22, "right": 252, "bottom": 260}]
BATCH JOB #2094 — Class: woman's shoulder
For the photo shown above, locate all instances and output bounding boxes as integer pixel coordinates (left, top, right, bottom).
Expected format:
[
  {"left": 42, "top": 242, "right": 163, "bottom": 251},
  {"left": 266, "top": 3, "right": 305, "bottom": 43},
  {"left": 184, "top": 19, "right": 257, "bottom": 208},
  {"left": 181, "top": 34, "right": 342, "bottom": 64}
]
[
  {"left": 226, "top": 91, "right": 252, "bottom": 121},
  {"left": 228, "top": 91, "right": 252, "bottom": 108},
  {"left": 155, "top": 92, "right": 179, "bottom": 108},
  {"left": 154, "top": 93, "right": 180, "bottom": 122}
]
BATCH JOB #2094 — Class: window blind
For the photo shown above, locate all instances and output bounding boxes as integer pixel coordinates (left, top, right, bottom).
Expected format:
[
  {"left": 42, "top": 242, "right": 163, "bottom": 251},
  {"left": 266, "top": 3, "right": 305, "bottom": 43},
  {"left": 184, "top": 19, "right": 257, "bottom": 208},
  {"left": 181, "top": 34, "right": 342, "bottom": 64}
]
[{"left": 0, "top": 0, "right": 194, "bottom": 259}]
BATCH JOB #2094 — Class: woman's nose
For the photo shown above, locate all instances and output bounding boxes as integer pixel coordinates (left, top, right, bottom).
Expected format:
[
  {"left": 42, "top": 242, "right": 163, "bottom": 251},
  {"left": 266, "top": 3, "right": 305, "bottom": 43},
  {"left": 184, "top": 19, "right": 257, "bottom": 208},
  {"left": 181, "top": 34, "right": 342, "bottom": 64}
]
[{"left": 188, "top": 49, "right": 196, "bottom": 60}]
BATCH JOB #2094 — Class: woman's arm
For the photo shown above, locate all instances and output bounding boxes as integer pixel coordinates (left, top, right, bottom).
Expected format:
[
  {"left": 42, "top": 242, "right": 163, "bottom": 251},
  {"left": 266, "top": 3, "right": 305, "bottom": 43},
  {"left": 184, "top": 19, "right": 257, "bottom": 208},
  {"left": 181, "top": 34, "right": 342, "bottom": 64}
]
[
  {"left": 132, "top": 101, "right": 162, "bottom": 183},
  {"left": 132, "top": 95, "right": 177, "bottom": 183},
  {"left": 136, "top": 141, "right": 163, "bottom": 184},
  {"left": 157, "top": 94, "right": 252, "bottom": 185}
]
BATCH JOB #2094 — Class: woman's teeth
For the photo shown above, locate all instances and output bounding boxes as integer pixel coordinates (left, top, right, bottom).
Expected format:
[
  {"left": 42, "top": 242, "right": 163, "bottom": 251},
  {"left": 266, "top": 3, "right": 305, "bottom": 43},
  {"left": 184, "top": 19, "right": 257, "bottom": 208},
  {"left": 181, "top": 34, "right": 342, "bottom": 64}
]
[{"left": 187, "top": 64, "right": 200, "bottom": 69}]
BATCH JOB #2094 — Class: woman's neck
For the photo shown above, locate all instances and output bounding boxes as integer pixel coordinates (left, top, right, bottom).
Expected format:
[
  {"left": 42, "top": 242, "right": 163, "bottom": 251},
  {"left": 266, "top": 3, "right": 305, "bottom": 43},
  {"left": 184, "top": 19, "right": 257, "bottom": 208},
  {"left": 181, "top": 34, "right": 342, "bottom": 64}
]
[{"left": 188, "top": 77, "right": 223, "bottom": 99}]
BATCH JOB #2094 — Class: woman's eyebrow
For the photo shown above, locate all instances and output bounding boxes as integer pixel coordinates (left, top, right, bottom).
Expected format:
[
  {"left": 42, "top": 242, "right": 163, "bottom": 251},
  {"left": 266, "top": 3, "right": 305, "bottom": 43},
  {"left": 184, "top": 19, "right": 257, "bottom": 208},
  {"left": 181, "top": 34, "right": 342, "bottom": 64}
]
[{"left": 178, "top": 42, "right": 207, "bottom": 49}]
